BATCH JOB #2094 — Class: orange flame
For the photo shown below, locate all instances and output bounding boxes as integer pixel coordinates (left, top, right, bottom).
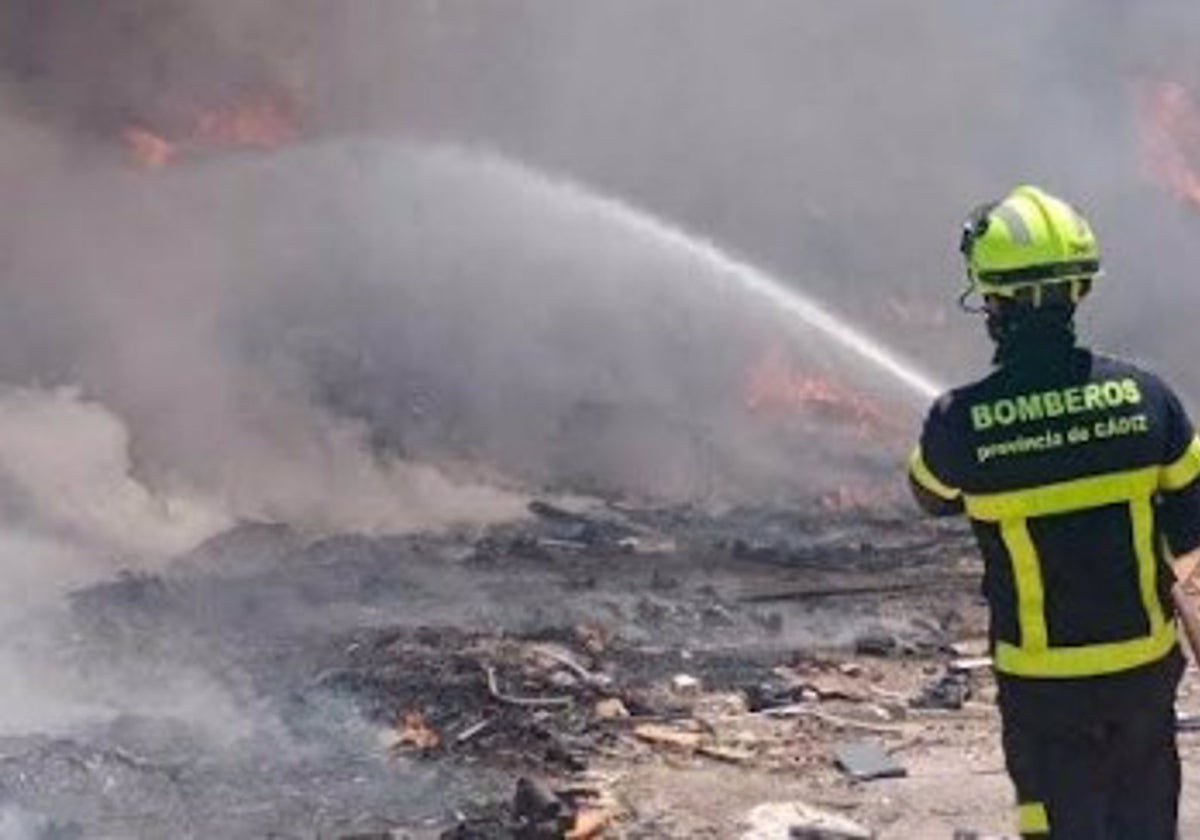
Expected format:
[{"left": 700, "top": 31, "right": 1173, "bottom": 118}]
[
  {"left": 1139, "top": 80, "right": 1200, "bottom": 210},
  {"left": 744, "top": 346, "right": 885, "bottom": 432},
  {"left": 387, "top": 711, "right": 441, "bottom": 752},
  {"left": 122, "top": 127, "right": 177, "bottom": 170},
  {"left": 123, "top": 97, "right": 299, "bottom": 170},
  {"left": 191, "top": 99, "right": 298, "bottom": 150},
  {"left": 819, "top": 484, "right": 897, "bottom": 512}
]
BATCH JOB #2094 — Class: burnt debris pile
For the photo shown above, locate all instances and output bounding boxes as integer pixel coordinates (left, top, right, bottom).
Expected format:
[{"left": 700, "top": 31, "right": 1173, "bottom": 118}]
[{"left": 0, "top": 496, "right": 983, "bottom": 836}]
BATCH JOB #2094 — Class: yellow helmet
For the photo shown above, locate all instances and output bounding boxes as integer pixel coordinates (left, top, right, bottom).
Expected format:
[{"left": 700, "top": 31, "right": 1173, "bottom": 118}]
[{"left": 960, "top": 185, "right": 1101, "bottom": 306}]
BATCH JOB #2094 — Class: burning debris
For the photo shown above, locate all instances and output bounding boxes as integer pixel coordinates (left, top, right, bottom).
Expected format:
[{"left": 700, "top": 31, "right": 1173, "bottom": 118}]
[
  {"left": 386, "top": 711, "right": 442, "bottom": 754},
  {"left": 123, "top": 97, "right": 300, "bottom": 169},
  {"left": 743, "top": 346, "right": 892, "bottom": 435},
  {"left": 1140, "top": 79, "right": 1200, "bottom": 211}
]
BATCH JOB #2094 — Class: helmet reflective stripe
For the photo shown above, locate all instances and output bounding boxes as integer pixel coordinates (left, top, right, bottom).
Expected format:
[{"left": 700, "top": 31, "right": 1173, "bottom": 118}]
[
  {"left": 991, "top": 203, "right": 1032, "bottom": 245},
  {"left": 1068, "top": 205, "right": 1089, "bottom": 238},
  {"left": 962, "top": 185, "right": 1101, "bottom": 303}
]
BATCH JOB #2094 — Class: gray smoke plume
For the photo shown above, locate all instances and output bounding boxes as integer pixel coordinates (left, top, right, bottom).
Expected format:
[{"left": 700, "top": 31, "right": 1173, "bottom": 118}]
[{"left": 0, "top": 1, "right": 1195, "bottom": 588}]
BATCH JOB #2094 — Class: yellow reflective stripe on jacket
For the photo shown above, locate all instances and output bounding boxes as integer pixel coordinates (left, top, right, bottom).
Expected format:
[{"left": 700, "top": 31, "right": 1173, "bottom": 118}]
[
  {"left": 908, "top": 447, "right": 960, "bottom": 501},
  {"left": 1132, "top": 496, "right": 1168, "bottom": 635},
  {"left": 963, "top": 467, "right": 1158, "bottom": 521},
  {"left": 1002, "top": 519, "right": 1048, "bottom": 652},
  {"left": 1161, "top": 435, "right": 1200, "bottom": 491},
  {"left": 1017, "top": 801, "right": 1049, "bottom": 834},
  {"left": 995, "top": 622, "right": 1176, "bottom": 678},
  {"left": 965, "top": 466, "right": 1171, "bottom": 678}
]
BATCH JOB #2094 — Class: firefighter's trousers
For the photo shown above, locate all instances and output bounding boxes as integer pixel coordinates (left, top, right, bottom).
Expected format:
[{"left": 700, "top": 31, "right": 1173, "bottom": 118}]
[{"left": 998, "top": 649, "right": 1184, "bottom": 839}]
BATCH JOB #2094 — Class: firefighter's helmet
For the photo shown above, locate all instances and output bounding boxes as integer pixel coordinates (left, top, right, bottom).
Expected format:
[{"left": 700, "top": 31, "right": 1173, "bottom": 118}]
[{"left": 960, "top": 185, "right": 1101, "bottom": 307}]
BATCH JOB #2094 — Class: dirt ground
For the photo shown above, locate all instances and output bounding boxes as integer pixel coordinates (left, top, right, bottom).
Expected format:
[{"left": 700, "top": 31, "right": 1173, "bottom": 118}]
[{"left": 592, "top": 661, "right": 1200, "bottom": 839}]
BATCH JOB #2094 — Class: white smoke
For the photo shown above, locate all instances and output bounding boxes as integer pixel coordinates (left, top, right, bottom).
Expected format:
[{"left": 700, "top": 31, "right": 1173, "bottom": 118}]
[
  {"left": 0, "top": 0, "right": 1192, "bottom": 599},
  {"left": 0, "top": 386, "right": 221, "bottom": 554},
  {"left": 0, "top": 131, "right": 907, "bottom": 584},
  {"left": 0, "top": 373, "right": 524, "bottom": 602}
]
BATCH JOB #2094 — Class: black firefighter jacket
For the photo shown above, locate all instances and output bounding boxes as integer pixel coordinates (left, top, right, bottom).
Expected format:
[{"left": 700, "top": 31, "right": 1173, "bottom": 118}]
[{"left": 909, "top": 347, "right": 1200, "bottom": 681}]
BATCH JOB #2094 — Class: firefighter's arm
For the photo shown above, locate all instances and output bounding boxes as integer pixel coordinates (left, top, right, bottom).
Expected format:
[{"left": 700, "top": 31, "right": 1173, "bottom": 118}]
[
  {"left": 1170, "top": 546, "right": 1200, "bottom": 663},
  {"left": 1173, "top": 548, "right": 1200, "bottom": 584},
  {"left": 908, "top": 446, "right": 964, "bottom": 517},
  {"left": 908, "top": 396, "right": 964, "bottom": 516},
  {"left": 1161, "top": 445, "right": 1200, "bottom": 592},
  {"left": 1159, "top": 390, "right": 1200, "bottom": 557},
  {"left": 1158, "top": 394, "right": 1200, "bottom": 655}
]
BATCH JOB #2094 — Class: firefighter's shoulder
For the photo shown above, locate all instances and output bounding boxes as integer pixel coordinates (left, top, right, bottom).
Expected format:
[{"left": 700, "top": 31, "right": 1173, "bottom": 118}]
[
  {"left": 1090, "top": 351, "right": 1182, "bottom": 409},
  {"left": 921, "top": 370, "right": 1002, "bottom": 436}
]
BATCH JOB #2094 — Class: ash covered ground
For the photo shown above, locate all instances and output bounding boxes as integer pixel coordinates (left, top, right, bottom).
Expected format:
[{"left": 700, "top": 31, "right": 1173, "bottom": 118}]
[{"left": 0, "top": 492, "right": 984, "bottom": 837}]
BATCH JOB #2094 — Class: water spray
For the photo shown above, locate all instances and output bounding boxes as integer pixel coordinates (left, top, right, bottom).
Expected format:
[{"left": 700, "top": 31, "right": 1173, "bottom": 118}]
[{"left": 452, "top": 148, "right": 945, "bottom": 402}]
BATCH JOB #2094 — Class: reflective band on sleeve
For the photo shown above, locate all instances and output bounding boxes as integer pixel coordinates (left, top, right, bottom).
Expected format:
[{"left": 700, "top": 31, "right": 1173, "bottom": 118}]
[
  {"left": 995, "top": 622, "right": 1177, "bottom": 678},
  {"left": 1161, "top": 435, "right": 1200, "bottom": 491},
  {"left": 964, "top": 467, "right": 1157, "bottom": 521},
  {"left": 1017, "top": 801, "right": 1049, "bottom": 834},
  {"left": 908, "top": 447, "right": 960, "bottom": 501}
]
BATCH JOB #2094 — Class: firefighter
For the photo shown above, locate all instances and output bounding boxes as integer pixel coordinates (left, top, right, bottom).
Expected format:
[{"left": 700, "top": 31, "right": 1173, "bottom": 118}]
[{"left": 908, "top": 185, "right": 1200, "bottom": 839}]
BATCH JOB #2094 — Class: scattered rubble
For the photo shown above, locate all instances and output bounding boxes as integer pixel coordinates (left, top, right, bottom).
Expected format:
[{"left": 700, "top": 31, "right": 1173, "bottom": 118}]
[
  {"left": 512, "top": 776, "right": 573, "bottom": 836},
  {"left": 834, "top": 741, "right": 908, "bottom": 781},
  {"left": 5, "top": 496, "right": 1028, "bottom": 835},
  {"left": 669, "top": 673, "right": 702, "bottom": 696},
  {"left": 741, "top": 800, "right": 874, "bottom": 840},
  {"left": 565, "top": 807, "right": 612, "bottom": 839},
  {"left": 593, "top": 699, "right": 629, "bottom": 720},
  {"left": 633, "top": 723, "right": 705, "bottom": 752},
  {"left": 950, "top": 656, "right": 994, "bottom": 673},
  {"left": 910, "top": 669, "right": 972, "bottom": 711},
  {"left": 439, "top": 775, "right": 620, "bottom": 839}
]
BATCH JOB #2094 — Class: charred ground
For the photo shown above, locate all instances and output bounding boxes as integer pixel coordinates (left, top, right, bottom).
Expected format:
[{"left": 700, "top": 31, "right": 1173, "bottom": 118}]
[{"left": 0, "top": 492, "right": 1006, "bottom": 837}]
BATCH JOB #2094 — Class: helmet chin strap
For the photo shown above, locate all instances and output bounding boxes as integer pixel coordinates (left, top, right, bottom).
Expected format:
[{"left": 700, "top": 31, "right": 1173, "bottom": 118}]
[
  {"left": 958, "top": 286, "right": 985, "bottom": 314},
  {"left": 985, "top": 306, "right": 1009, "bottom": 346}
]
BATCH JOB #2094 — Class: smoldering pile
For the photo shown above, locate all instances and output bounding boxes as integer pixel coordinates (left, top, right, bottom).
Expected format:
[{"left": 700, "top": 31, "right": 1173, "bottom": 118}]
[{"left": 0, "top": 494, "right": 974, "bottom": 836}]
